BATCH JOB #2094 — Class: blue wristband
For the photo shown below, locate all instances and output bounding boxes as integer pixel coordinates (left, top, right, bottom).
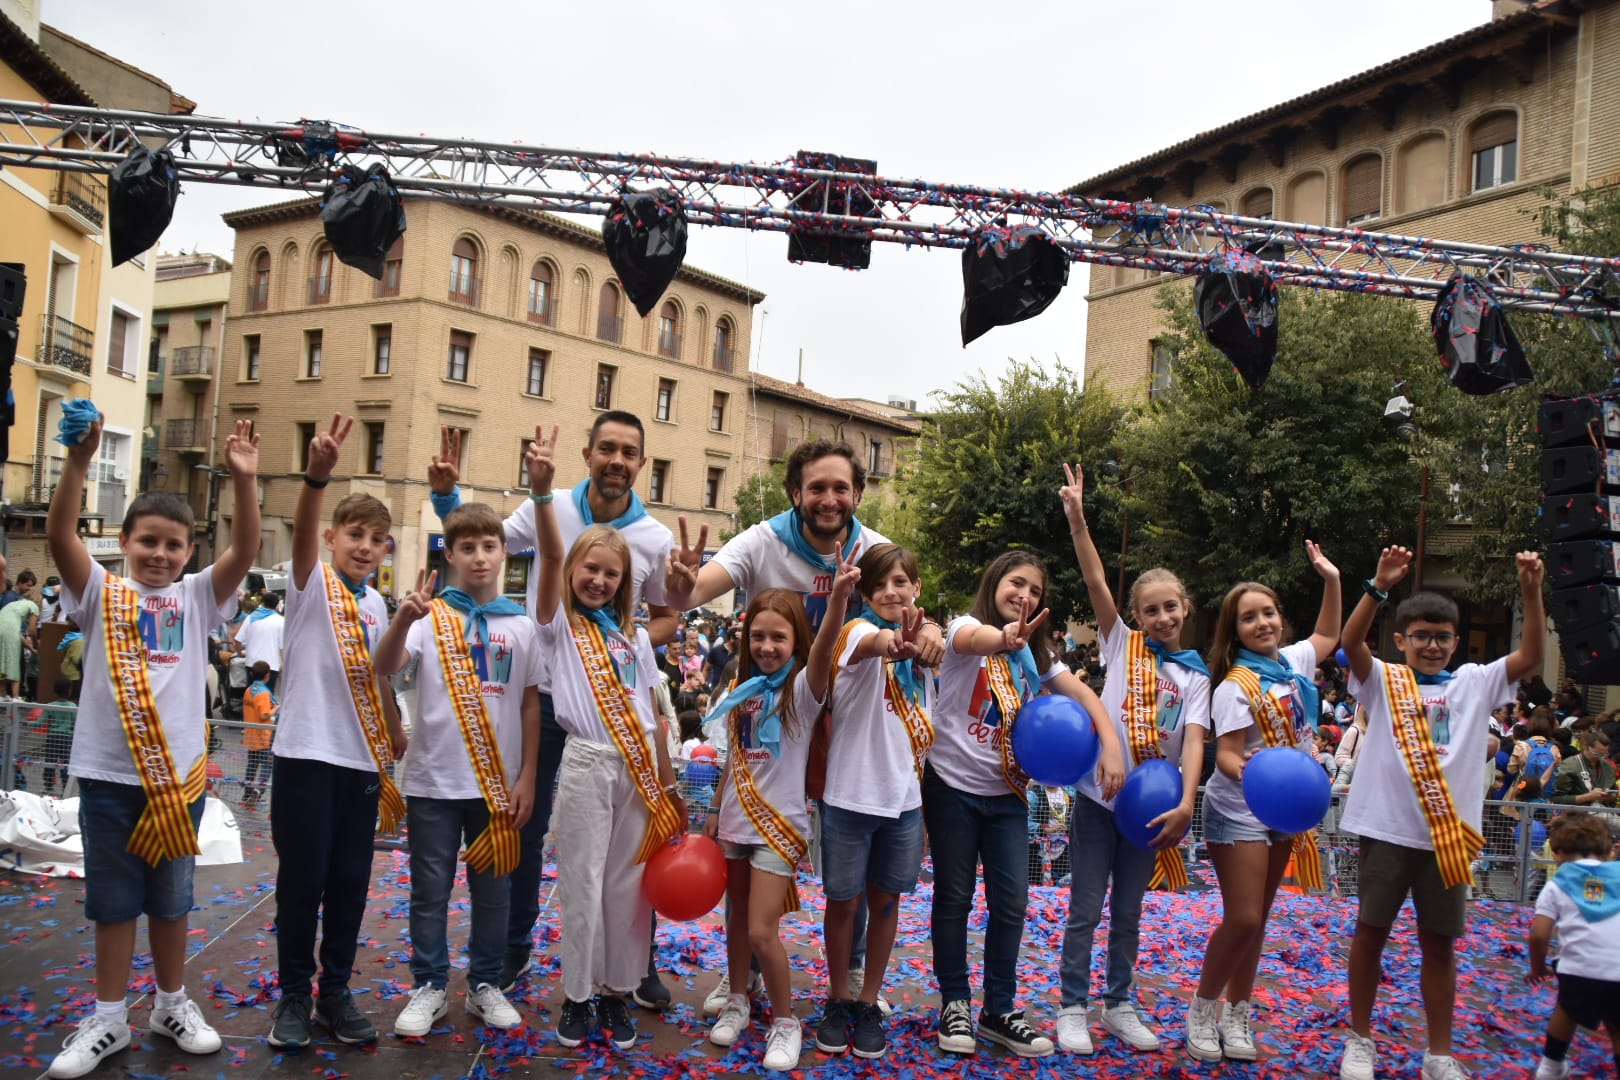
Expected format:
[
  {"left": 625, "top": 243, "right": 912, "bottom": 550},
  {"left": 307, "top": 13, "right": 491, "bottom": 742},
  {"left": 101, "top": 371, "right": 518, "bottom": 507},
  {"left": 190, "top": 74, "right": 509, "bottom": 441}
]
[{"left": 429, "top": 485, "right": 462, "bottom": 521}]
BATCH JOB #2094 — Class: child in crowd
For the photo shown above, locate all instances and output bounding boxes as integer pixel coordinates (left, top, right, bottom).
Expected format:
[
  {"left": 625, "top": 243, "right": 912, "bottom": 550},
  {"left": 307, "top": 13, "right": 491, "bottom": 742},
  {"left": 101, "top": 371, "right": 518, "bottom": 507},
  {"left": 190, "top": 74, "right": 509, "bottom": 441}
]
[
  {"left": 41, "top": 677, "right": 78, "bottom": 796},
  {"left": 1058, "top": 465, "right": 1206, "bottom": 1057},
  {"left": 930, "top": 547, "right": 1123, "bottom": 1059},
  {"left": 816, "top": 543, "right": 933, "bottom": 1061},
  {"left": 1337, "top": 545, "right": 1544, "bottom": 1080},
  {"left": 46, "top": 409, "right": 261, "bottom": 1079},
  {"left": 268, "top": 415, "right": 406, "bottom": 1050},
  {"left": 240, "top": 662, "right": 276, "bottom": 803},
  {"left": 527, "top": 426, "right": 685, "bottom": 1051},
  {"left": 1188, "top": 541, "right": 1341, "bottom": 1064},
  {"left": 374, "top": 503, "right": 542, "bottom": 1037},
  {"left": 701, "top": 585, "right": 850, "bottom": 1070},
  {"left": 1528, "top": 811, "right": 1620, "bottom": 1079}
]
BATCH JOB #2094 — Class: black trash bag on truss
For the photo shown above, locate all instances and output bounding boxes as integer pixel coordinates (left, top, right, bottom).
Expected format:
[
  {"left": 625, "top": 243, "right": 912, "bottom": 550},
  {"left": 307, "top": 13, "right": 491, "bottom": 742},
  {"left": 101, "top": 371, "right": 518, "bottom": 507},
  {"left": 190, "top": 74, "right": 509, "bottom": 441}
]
[
  {"left": 959, "top": 225, "right": 1069, "bottom": 346},
  {"left": 1194, "top": 248, "right": 1279, "bottom": 391},
  {"left": 604, "top": 189, "right": 689, "bottom": 317},
  {"left": 1430, "top": 273, "right": 1533, "bottom": 395},
  {"left": 109, "top": 148, "right": 179, "bottom": 266},
  {"left": 320, "top": 164, "right": 406, "bottom": 280}
]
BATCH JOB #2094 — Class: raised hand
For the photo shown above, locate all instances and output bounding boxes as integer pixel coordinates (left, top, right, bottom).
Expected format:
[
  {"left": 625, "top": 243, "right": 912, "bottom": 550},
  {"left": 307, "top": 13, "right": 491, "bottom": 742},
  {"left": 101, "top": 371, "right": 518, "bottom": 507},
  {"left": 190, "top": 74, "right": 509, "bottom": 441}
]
[
  {"left": 1002, "top": 604, "right": 1050, "bottom": 652},
  {"left": 1372, "top": 545, "right": 1414, "bottom": 592},
  {"left": 66, "top": 417, "right": 103, "bottom": 470},
  {"left": 1059, "top": 462, "right": 1086, "bottom": 528},
  {"left": 1305, "top": 539, "right": 1340, "bottom": 581},
  {"left": 306, "top": 413, "right": 353, "bottom": 483},
  {"left": 526, "top": 424, "right": 560, "bottom": 495},
  {"left": 1516, "top": 551, "right": 1544, "bottom": 591},
  {"left": 887, "top": 605, "right": 924, "bottom": 662},
  {"left": 222, "top": 419, "right": 260, "bottom": 478},
  {"left": 396, "top": 568, "right": 439, "bottom": 622},
  {"left": 830, "top": 552, "right": 861, "bottom": 603},
  {"left": 428, "top": 426, "right": 462, "bottom": 495},
  {"left": 665, "top": 516, "right": 709, "bottom": 597}
]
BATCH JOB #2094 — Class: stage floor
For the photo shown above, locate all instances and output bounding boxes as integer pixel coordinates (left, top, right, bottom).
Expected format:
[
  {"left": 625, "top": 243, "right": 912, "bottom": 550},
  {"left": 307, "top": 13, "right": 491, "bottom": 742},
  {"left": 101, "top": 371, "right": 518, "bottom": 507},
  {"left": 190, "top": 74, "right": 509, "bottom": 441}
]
[{"left": 0, "top": 841, "right": 1605, "bottom": 1080}]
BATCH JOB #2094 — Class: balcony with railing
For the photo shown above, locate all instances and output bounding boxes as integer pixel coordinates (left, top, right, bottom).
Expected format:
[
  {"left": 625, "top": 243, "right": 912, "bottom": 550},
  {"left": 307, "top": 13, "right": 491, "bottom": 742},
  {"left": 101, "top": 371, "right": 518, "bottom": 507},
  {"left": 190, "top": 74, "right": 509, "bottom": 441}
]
[
  {"left": 165, "top": 418, "right": 208, "bottom": 453},
  {"left": 37, "top": 315, "right": 94, "bottom": 375},
  {"left": 171, "top": 345, "right": 214, "bottom": 380},
  {"left": 658, "top": 330, "right": 682, "bottom": 360},
  {"left": 48, "top": 172, "right": 105, "bottom": 234},
  {"left": 596, "top": 312, "right": 622, "bottom": 344},
  {"left": 147, "top": 358, "right": 165, "bottom": 397},
  {"left": 527, "top": 296, "right": 557, "bottom": 326},
  {"left": 448, "top": 274, "right": 481, "bottom": 306},
  {"left": 712, "top": 344, "right": 735, "bottom": 373}
]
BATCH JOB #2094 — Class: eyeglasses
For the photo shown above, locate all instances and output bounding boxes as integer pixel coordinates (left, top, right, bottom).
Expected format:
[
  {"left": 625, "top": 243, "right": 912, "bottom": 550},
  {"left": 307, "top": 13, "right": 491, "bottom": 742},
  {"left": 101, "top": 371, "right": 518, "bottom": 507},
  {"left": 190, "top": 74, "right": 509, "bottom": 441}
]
[{"left": 1404, "top": 631, "right": 1457, "bottom": 647}]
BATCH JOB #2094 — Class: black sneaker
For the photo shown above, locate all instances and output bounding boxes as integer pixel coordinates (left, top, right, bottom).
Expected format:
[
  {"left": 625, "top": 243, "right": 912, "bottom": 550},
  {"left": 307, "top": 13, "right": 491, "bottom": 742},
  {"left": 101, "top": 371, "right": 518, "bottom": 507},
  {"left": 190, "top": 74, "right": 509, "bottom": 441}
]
[
  {"left": 815, "top": 998, "right": 854, "bottom": 1054},
  {"left": 555, "top": 998, "right": 593, "bottom": 1048},
  {"left": 498, "top": 951, "right": 532, "bottom": 995},
  {"left": 596, "top": 995, "right": 637, "bottom": 1050},
  {"left": 852, "top": 1001, "right": 887, "bottom": 1059},
  {"left": 937, "top": 999, "right": 976, "bottom": 1054},
  {"left": 631, "top": 971, "right": 671, "bottom": 1011},
  {"left": 268, "top": 993, "right": 313, "bottom": 1049},
  {"left": 314, "top": 989, "right": 377, "bottom": 1045},
  {"left": 978, "top": 1009, "right": 1055, "bottom": 1058}
]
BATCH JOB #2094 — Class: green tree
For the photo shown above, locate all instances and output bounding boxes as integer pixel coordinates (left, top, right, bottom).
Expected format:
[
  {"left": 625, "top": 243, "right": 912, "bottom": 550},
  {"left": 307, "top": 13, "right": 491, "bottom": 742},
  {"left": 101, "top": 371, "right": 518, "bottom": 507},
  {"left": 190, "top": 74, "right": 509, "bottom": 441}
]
[
  {"left": 898, "top": 361, "right": 1125, "bottom": 625},
  {"left": 723, "top": 462, "right": 791, "bottom": 542}
]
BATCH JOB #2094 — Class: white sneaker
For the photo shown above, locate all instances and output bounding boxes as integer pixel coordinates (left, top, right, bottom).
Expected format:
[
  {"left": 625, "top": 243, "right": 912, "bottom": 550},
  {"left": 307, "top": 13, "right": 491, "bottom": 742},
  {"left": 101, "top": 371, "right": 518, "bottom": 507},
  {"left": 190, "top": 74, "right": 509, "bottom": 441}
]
[
  {"left": 466, "top": 984, "right": 521, "bottom": 1030},
  {"left": 1185, "top": 996, "right": 1222, "bottom": 1062},
  {"left": 48, "top": 1015, "right": 131, "bottom": 1079},
  {"left": 763, "top": 1017, "right": 803, "bottom": 1071},
  {"left": 710, "top": 994, "right": 750, "bottom": 1048},
  {"left": 1535, "top": 1058, "right": 1572, "bottom": 1080},
  {"left": 847, "top": 967, "right": 892, "bottom": 1017},
  {"left": 148, "top": 998, "right": 222, "bottom": 1055},
  {"left": 1055, "top": 1006, "right": 1094, "bottom": 1055},
  {"left": 394, "top": 985, "right": 449, "bottom": 1037},
  {"left": 702, "top": 972, "right": 763, "bottom": 1018},
  {"left": 1422, "top": 1052, "right": 1474, "bottom": 1079},
  {"left": 1340, "top": 1032, "right": 1377, "bottom": 1080},
  {"left": 1220, "top": 999, "right": 1256, "bottom": 1061},
  {"left": 1101, "top": 1002, "right": 1160, "bottom": 1051}
]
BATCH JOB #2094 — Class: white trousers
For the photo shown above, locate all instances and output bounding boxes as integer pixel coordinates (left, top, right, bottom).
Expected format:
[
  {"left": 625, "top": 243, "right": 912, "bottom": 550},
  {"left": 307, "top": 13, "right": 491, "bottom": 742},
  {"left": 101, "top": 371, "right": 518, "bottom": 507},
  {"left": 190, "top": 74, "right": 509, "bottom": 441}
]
[{"left": 554, "top": 737, "right": 652, "bottom": 1002}]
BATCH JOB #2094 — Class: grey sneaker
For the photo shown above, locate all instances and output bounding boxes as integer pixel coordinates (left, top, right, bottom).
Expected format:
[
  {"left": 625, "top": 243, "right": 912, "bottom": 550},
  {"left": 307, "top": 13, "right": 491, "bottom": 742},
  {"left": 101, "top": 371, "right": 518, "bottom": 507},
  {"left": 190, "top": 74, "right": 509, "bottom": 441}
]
[
  {"left": 315, "top": 989, "right": 376, "bottom": 1045},
  {"left": 268, "top": 994, "right": 312, "bottom": 1049},
  {"left": 497, "top": 951, "right": 532, "bottom": 995}
]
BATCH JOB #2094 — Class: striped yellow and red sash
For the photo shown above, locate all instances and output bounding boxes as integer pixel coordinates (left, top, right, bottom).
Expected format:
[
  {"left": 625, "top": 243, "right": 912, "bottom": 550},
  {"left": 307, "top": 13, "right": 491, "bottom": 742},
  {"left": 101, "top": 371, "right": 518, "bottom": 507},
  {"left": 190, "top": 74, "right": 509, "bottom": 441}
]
[
  {"left": 1381, "top": 663, "right": 1484, "bottom": 888},
  {"left": 983, "top": 654, "right": 1031, "bottom": 801},
  {"left": 1124, "top": 631, "right": 1191, "bottom": 890},
  {"left": 429, "top": 600, "right": 520, "bottom": 877},
  {"left": 830, "top": 620, "right": 935, "bottom": 783},
  {"left": 728, "top": 718, "right": 808, "bottom": 914},
  {"left": 1226, "top": 666, "right": 1324, "bottom": 891},
  {"left": 102, "top": 574, "right": 205, "bottom": 866},
  {"left": 570, "top": 615, "right": 683, "bottom": 863},
  {"left": 323, "top": 565, "right": 405, "bottom": 834}
]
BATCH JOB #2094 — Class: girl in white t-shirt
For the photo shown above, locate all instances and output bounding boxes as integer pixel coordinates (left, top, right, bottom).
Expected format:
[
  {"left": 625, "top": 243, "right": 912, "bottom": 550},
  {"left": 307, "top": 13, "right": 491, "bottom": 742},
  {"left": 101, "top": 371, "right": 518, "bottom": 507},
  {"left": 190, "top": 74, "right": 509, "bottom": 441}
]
[
  {"left": 928, "top": 549, "right": 1123, "bottom": 1060},
  {"left": 1186, "top": 545, "right": 1341, "bottom": 1064},
  {"left": 700, "top": 581, "right": 853, "bottom": 1071},
  {"left": 1056, "top": 465, "right": 1209, "bottom": 1057}
]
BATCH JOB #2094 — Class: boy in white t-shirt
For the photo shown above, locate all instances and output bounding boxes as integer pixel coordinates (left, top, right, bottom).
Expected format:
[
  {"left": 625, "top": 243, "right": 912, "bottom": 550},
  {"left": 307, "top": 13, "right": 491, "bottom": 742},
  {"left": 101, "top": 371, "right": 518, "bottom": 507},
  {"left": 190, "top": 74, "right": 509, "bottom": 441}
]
[
  {"left": 374, "top": 503, "right": 542, "bottom": 1037},
  {"left": 46, "top": 411, "right": 262, "bottom": 1080},
  {"left": 1337, "top": 545, "right": 1544, "bottom": 1080}
]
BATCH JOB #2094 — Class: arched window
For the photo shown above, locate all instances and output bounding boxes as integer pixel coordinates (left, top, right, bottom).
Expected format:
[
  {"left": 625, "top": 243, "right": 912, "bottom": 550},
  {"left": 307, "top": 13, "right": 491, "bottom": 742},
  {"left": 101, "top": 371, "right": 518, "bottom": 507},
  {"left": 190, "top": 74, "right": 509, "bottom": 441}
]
[
  {"left": 377, "top": 235, "right": 403, "bottom": 297},
  {"left": 1396, "top": 133, "right": 1448, "bottom": 214},
  {"left": 250, "top": 250, "right": 270, "bottom": 311},
  {"left": 309, "top": 243, "right": 334, "bottom": 304},
  {"left": 712, "top": 317, "right": 734, "bottom": 372},
  {"left": 597, "top": 282, "right": 622, "bottom": 343},
  {"left": 1342, "top": 154, "right": 1383, "bottom": 225},
  {"left": 657, "top": 301, "right": 681, "bottom": 358},
  {"left": 1470, "top": 112, "right": 1518, "bottom": 192},
  {"left": 1240, "top": 188, "right": 1273, "bottom": 219},
  {"left": 1287, "top": 171, "right": 1327, "bottom": 225},
  {"left": 449, "top": 237, "right": 478, "bottom": 304},
  {"left": 528, "top": 261, "right": 555, "bottom": 325}
]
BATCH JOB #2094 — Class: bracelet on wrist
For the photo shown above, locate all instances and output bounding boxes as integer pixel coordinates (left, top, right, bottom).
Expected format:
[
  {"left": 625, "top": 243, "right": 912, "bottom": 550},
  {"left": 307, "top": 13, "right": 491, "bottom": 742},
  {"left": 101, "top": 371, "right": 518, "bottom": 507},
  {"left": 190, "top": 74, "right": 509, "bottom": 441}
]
[
  {"left": 1071, "top": 521, "right": 1088, "bottom": 535},
  {"left": 1361, "top": 578, "right": 1389, "bottom": 603},
  {"left": 302, "top": 474, "right": 330, "bottom": 489},
  {"left": 530, "top": 490, "right": 554, "bottom": 504}
]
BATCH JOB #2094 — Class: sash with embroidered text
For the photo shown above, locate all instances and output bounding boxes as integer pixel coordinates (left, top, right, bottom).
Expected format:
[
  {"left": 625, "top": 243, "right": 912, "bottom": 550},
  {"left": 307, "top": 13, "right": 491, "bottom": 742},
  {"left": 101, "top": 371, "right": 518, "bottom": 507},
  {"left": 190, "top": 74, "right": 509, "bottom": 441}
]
[
  {"left": 830, "top": 619, "right": 934, "bottom": 782},
  {"left": 728, "top": 705, "right": 808, "bottom": 914},
  {"left": 323, "top": 564, "right": 405, "bottom": 833},
  {"left": 1380, "top": 663, "right": 1483, "bottom": 888},
  {"left": 1124, "top": 631, "right": 1191, "bottom": 890},
  {"left": 982, "top": 654, "right": 1032, "bottom": 800},
  {"left": 1226, "top": 665, "right": 1324, "bottom": 890}
]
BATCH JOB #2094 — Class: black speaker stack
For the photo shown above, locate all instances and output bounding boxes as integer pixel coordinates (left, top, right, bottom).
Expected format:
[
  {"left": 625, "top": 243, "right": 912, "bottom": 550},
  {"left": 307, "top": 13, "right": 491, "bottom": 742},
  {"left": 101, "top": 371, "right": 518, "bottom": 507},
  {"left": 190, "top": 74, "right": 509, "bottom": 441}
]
[
  {"left": 1541, "top": 395, "right": 1620, "bottom": 683},
  {"left": 0, "top": 263, "right": 24, "bottom": 469}
]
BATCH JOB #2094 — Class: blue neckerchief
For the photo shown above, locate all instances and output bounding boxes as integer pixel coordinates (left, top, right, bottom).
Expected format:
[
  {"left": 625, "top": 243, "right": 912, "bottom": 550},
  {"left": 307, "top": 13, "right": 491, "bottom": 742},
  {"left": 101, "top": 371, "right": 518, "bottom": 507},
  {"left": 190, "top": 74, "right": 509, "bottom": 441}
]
[
  {"left": 439, "top": 588, "right": 524, "bottom": 651},
  {"left": 1553, "top": 861, "right": 1620, "bottom": 923},
  {"left": 703, "top": 659, "right": 796, "bottom": 757},
  {"left": 1008, "top": 644, "right": 1042, "bottom": 701},
  {"left": 248, "top": 679, "right": 280, "bottom": 709},
  {"left": 767, "top": 508, "right": 863, "bottom": 574},
  {"left": 58, "top": 631, "right": 83, "bottom": 651},
  {"left": 336, "top": 571, "right": 368, "bottom": 598},
  {"left": 578, "top": 603, "right": 635, "bottom": 687},
  {"left": 855, "top": 603, "right": 923, "bottom": 707},
  {"left": 1235, "top": 647, "right": 1318, "bottom": 729},
  {"left": 1415, "top": 669, "right": 1456, "bottom": 686},
  {"left": 573, "top": 478, "right": 648, "bottom": 529},
  {"left": 247, "top": 606, "right": 275, "bottom": 622},
  {"left": 1147, "top": 638, "right": 1211, "bottom": 677},
  {"left": 54, "top": 398, "right": 101, "bottom": 446}
]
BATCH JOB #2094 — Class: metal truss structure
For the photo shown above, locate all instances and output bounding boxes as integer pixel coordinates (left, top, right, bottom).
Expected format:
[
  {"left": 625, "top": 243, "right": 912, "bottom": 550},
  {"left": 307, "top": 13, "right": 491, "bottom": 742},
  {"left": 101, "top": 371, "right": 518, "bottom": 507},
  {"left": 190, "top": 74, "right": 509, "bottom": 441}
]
[{"left": 3, "top": 99, "right": 1618, "bottom": 340}]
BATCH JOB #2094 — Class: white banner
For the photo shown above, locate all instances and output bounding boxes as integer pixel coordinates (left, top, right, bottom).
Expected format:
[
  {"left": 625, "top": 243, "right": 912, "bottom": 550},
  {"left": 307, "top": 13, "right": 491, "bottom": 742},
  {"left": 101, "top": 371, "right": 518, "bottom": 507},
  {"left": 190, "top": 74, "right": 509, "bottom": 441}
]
[{"left": 0, "top": 790, "right": 244, "bottom": 877}]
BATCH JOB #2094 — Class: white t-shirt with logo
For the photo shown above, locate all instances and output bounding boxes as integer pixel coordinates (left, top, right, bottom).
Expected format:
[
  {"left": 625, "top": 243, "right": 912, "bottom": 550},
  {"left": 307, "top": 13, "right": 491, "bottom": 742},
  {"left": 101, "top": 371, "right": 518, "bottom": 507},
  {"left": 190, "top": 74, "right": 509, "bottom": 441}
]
[
  {"left": 1534, "top": 860, "right": 1620, "bottom": 980},
  {"left": 1203, "top": 639, "right": 1320, "bottom": 831},
  {"left": 400, "top": 610, "right": 544, "bottom": 800},
  {"left": 716, "top": 669, "right": 820, "bottom": 848},
  {"left": 540, "top": 607, "right": 660, "bottom": 745},
  {"left": 1341, "top": 656, "right": 1510, "bottom": 850},
  {"left": 1082, "top": 614, "right": 1212, "bottom": 810},
  {"left": 277, "top": 566, "right": 392, "bottom": 772},
  {"left": 64, "top": 561, "right": 232, "bottom": 785},
  {"left": 235, "top": 610, "right": 285, "bottom": 670},
  {"left": 932, "top": 615, "right": 1065, "bottom": 797},
  {"left": 823, "top": 620, "right": 931, "bottom": 817},
  {"left": 713, "top": 521, "right": 888, "bottom": 632}
]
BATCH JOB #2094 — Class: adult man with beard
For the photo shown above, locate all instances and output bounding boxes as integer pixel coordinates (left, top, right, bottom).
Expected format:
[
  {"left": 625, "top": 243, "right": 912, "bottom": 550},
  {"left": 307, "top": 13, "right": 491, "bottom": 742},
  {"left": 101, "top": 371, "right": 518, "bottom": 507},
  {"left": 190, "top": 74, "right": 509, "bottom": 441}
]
[
  {"left": 664, "top": 439, "right": 946, "bottom": 1021},
  {"left": 428, "top": 412, "right": 679, "bottom": 1004}
]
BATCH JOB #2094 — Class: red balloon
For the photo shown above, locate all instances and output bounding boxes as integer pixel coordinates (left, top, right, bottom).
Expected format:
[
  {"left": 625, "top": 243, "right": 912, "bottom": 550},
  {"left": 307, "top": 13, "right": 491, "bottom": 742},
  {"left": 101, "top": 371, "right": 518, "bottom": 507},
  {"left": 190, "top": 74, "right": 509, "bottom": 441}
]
[
  {"left": 205, "top": 762, "right": 224, "bottom": 781},
  {"left": 690, "top": 744, "right": 718, "bottom": 762},
  {"left": 642, "top": 834, "right": 727, "bottom": 921}
]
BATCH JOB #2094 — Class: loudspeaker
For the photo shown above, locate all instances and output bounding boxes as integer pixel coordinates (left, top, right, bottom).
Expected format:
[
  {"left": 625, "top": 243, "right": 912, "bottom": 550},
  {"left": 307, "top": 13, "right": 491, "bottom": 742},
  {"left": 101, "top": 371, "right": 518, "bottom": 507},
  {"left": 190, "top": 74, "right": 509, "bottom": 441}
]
[
  {"left": 1540, "top": 397, "right": 1620, "bottom": 449},
  {"left": 1548, "top": 583, "right": 1620, "bottom": 633},
  {"left": 1560, "top": 620, "right": 1620, "bottom": 686},
  {"left": 0, "top": 262, "right": 23, "bottom": 320},
  {"left": 1547, "top": 540, "right": 1620, "bottom": 588},
  {"left": 1541, "top": 493, "right": 1620, "bottom": 543},
  {"left": 1541, "top": 446, "right": 1620, "bottom": 496},
  {"left": 786, "top": 151, "right": 877, "bottom": 270}
]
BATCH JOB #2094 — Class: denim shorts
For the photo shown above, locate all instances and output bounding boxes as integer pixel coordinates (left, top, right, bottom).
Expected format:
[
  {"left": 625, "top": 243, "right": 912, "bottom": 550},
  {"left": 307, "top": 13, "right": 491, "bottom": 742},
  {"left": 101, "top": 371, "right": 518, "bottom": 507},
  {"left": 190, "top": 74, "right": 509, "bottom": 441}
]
[
  {"left": 78, "top": 778, "right": 206, "bottom": 923},
  {"left": 819, "top": 803, "right": 924, "bottom": 901},
  {"left": 1201, "top": 796, "right": 1290, "bottom": 846},
  {"left": 719, "top": 839, "right": 796, "bottom": 877}
]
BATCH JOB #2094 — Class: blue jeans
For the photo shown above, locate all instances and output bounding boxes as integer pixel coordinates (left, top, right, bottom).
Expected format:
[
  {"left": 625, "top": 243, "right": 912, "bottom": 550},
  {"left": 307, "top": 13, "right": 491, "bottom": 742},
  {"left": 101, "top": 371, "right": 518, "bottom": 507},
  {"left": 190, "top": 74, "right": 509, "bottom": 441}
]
[
  {"left": 820, "top": 803, "right": 925, "bottom": 901},
  {"left": 922, "top": 766, "right": 1029, "bottom": 1013},
  {"left": 505, "top": 694, "right": 566, "bottom": 958},
  {"left": 408, "top": 796, "right": 510, "bottom": 990},
  {"left": 78, "top": 778, "right": 206, "bottom": 923},
  {"left": 1060, "top": 794, "right": 1157, "bottom": 1009}
]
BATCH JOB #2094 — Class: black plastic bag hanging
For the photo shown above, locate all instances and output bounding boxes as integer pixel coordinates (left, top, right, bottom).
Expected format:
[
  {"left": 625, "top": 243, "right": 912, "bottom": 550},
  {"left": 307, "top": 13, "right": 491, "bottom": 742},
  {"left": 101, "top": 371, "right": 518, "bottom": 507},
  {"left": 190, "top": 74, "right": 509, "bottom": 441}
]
[
  {"left": 109, "top": 149, "right": 179, "bottom": 266},
  {"left": 320, "top": 164, "right": 406, "bottom": 280},
  {"left": 1194, "top": 248, "right": 1279, "bottom": 391},
  {"left": 959, "top": 226, "right": 1068, "bottom": 346},
  {"left": 1430, "top": 273, "right": 1533, "bottom": 395},
  {"left": 603, "top": 189, "right": 688, "bottom": 317}
]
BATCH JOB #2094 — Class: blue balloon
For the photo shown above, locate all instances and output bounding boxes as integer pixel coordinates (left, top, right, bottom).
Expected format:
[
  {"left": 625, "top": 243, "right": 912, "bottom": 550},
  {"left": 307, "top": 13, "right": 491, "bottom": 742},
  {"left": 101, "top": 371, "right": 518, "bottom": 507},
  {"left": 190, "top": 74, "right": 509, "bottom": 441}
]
[
  {"left": 1115, "top": 759, "right": 1184, "bottom": 850},
  {"left": 1242, "top": 747, "right": 1331, "bottom": 834},
  {"left": 685, "top": 762, "right": 720, "bottom": 788},
  {"left": 1012, "top": 694, "right": 1099, "bottom": 787},
  {"left": 1334, "top": 647, "right": 1348, "bottom": 667}
]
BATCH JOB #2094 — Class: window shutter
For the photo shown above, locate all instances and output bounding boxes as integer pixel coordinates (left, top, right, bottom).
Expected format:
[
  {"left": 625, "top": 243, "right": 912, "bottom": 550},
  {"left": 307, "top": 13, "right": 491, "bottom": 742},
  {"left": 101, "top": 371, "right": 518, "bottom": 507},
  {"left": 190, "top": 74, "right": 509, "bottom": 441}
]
[
  {"left": 1473, "top": 112, "right": 1517, "bottom": 151},
  {"left": 1241, "top": 188, "right": 1273, "bottom": 218},
  {"left": 1343, "top": 157, "right": 1382, "bottom": 222}
]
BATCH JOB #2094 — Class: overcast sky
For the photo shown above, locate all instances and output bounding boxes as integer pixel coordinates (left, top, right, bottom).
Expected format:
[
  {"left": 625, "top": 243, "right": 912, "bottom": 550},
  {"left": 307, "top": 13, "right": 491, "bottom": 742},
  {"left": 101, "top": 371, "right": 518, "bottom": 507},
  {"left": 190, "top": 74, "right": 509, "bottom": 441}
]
[{"left": 44, "top": 0, "right": 1483, "bottom": 403}]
